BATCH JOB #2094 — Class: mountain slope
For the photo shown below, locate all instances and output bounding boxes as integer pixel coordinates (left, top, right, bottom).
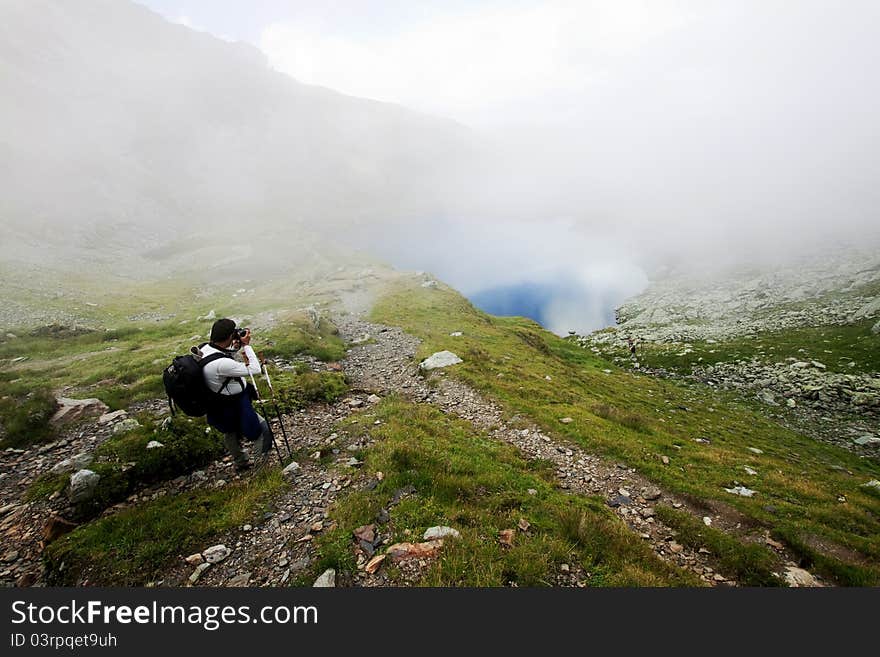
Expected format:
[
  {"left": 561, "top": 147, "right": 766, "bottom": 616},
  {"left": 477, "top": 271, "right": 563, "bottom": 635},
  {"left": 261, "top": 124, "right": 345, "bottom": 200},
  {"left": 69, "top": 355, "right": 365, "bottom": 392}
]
[{"left": 0, "top": 0, "right": 475, "bottom": 272}]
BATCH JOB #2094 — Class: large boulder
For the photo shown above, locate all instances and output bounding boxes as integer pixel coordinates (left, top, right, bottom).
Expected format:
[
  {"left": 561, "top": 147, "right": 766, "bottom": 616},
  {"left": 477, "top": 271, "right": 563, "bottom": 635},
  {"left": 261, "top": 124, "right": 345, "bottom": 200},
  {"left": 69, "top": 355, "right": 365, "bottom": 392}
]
[
  {"left": 69, "top": 469, "right": 100, "bottom": 503},
  {"left": 419, "top": 351, "right": 463, "bottom": 371},
  {"left": 51, "top": 398, "right": 109, "bottom": 425}
]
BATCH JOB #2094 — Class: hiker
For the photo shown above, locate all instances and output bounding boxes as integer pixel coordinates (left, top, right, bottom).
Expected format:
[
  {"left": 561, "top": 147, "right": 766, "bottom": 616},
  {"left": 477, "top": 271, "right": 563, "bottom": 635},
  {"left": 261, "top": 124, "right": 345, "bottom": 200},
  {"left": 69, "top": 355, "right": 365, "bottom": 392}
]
[
  {"left": 627, "top": 337, "right": 637, "bottom": 358},
  {"left": 201, "top": 318, "right": 274, "bottom": 472}
]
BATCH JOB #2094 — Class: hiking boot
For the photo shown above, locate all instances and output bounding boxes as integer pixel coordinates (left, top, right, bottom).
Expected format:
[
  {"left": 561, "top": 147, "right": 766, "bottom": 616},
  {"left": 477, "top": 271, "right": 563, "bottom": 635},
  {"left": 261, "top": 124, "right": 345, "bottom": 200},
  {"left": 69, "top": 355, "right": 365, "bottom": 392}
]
[{"left": 234, "top": 460, "right": 252, "bottom": 473}]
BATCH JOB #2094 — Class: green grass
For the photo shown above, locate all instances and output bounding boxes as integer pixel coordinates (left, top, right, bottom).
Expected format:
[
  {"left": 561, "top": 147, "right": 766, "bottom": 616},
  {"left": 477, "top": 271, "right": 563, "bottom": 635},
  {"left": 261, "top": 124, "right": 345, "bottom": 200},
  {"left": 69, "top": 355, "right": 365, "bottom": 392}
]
[
  {"left": 611, "top": 320, "right": 880, "bottom": 375},
  {"left": 370, "top": 281, "right": 880, "bottom": 585},
  {"left": 0, "top": 382, "right": 56, "bottom": 447},
  {"left": 654, "top": 505, "right": 783, "bottom": 586},
  {"left": 0, "top": 302, "right": 347, "bottom": 448},
  {"left": 272, "top": 370, "right": 349, "bottom": 412},
  {"left": 311, "top": 396, "right": 700, "bottom": 587},
  {"left": 260, "top": 315, "right": 347, "bottom": 363},
  {"left": 44, "top": 469, "right": 285, "bottom": 586}
]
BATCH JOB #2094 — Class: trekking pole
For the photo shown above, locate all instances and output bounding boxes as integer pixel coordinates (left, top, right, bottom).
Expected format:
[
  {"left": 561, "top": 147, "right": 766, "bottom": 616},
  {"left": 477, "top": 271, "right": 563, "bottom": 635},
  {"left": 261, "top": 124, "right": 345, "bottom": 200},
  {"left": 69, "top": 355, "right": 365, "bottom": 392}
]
[
  {"left": 242, "top": 349, "right": 283, "bottom": 464},
  {"left": 260, "top": 358, "right": 292, "bottom": 458}
]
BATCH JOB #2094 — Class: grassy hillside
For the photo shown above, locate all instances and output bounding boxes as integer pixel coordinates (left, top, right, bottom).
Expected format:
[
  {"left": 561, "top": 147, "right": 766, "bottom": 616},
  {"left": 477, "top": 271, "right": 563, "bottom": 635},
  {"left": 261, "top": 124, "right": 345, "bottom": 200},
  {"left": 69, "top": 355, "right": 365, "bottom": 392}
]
[{"left": 371, "top": 281, "right": 880, "bottom": 585}]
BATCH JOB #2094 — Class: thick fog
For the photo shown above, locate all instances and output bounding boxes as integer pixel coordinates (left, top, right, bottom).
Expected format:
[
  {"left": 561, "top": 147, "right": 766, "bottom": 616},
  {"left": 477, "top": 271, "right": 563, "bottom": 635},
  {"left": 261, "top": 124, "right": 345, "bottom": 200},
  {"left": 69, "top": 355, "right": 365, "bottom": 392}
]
[
  {"left": 3, "top": 0, "right": 879, "bottom": 333},
  {"left": 258, "top": 0, "right": 880, "bottom": 331}
]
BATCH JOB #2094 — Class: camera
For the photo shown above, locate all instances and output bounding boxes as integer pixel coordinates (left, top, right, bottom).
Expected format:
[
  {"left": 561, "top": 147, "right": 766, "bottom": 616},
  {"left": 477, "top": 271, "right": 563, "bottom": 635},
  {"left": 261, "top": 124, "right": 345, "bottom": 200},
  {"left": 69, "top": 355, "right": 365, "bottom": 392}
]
[{"left": 234, "top": 327, "right": 250, "bottom": 339}]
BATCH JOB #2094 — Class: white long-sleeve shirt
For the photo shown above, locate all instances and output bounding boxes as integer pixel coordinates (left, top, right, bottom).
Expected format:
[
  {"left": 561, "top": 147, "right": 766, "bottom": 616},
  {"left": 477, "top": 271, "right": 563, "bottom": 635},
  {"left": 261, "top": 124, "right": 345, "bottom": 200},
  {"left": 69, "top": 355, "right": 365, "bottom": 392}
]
[{"left": 200, "top": 343, "right": 261, "bottom": 395}]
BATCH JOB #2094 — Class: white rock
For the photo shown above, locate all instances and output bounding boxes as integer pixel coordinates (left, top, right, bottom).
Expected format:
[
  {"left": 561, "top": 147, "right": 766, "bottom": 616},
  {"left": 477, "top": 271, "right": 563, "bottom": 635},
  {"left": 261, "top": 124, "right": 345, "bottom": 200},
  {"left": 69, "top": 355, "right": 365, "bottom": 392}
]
[
  {"left": 861, "top": 479, "right": 880, "bottom": 491},
  {"left": 70, "top": 469, "right": 101, "bottom": 503},
  {"left": 282, "top": 461, "right": 301, "bottom": 477},
  {"left": 423, "top": 526, "right": 461, "bottom": 541},
  {"left": 449, "top": 331, "right": 463, "bottom": 337},
  {"left": 724, "top": 485, "right": 756, "bottom": 497},
  {"left": 747, "top": 447, "right": 764, "bottom": 455},
  {"left": 743, "top": 466, "right": 758, "bottom": 476},
  {"left": 198, "top": 310, "right": 217, "bottom": 321},
  {"left": 146, "top": 440, "right": 164, "bottom": 449},
  {"left": 313, "top": 568, "right": 336, "bottom": 587},
  {"left": 853, "top": 435, "right": 880, "bottom": 446},
  {"left": 784, "top": 566, "right": 819, "bottom": 587},
  {"left": 112, "top": 418, "right": 141, "bottom": 435},
  {"left": 367, "top": 394, "right": 381, "bottom": 404},
  {"left": 419, "top": 351, "right": 463, "bottom": 370},
  {"left": 202, "top": 544, "right": 231, "bottom": 564}
]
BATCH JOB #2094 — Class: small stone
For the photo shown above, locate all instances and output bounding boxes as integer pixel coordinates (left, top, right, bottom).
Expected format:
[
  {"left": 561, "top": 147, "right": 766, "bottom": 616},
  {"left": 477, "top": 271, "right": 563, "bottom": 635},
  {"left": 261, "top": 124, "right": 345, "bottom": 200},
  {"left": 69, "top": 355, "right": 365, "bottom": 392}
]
[
  {"left": 660, "top": 455, "right": 670, "bottom": 465},
  {"left": 498, "top": 529, "right": 515, "bottom": 547},
  {"left": 353, "top": 524, "right": 376, "bottom": 543},
  {"left": 517, "top": 518, "right": 531, "bottom": 532},
  {"left": 185, "top": 553, "right": 204, "bottom": 566},
  {"left": 242, "top": 524, "right": 253, "bottom": 532},
  {"left": 607, "top": 494, "right": 632, "bottom": 508},
  {"left": 559, "top": 417, "right": 574, "bottom": 424},
  {"left": 668, "top": 542, "right": 684, "bottom": 554},
  {"left": 98, "top": 410, "right": 128, "bottom": 425},
  {"left": 313, "top": 569, "right": 336, "bottom": 587},
  {"left": 743, "top": 466, "right": 758, "bottom": 476},
  {"left": 703, "top": 516, "right": 712, "bottom": 526},
  {"left": 188, "top": 562, "right": 211, "bottom": 584},
  {"left": 203, "top": 544, "right": 231, "bottom": 564},
  {"left": 423, "top": 526, "right": 461, "bottom": 541},
  {"left": 227, "top": 572, "right": 251, "bottom": 587},
  {"left": 641, "top": 487, "right": 661, "bottom": 501},
  {"left": 527, "top": 488, "right": 537, "bottom": 496},
  {"left": 747, "top": 447, "right": 764, "bottom": 455},
  {"left": 146, "top": 440, "right": 164, "bottom": 449},
  {"left": 367, "top": 394, "right": 382, "bottom": 404},
  {"left": 638, "top": 507, "right": 655, "bottom": 519},
  {"left": 282, "top": 461, "right": 301, "bottom": 477},
  {"left": 419, "top": 351, "right": 463, "bottom": 370},
  {"left": 365, "top": 554, "right": 386, "bottom": 574},
  {"left": 560, "top": 563, "right": 570, "bottom": 573},
  {"left": 386, "top": 541, "right": 444, "bottom": 561}
]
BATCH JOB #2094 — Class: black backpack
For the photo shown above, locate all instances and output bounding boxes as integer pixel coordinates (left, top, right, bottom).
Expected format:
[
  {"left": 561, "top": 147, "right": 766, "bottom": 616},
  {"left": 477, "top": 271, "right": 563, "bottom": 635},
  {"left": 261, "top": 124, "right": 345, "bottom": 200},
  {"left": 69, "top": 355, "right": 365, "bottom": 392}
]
[{"left": 163, "top": 346, "right": 235, "bottom": 416}]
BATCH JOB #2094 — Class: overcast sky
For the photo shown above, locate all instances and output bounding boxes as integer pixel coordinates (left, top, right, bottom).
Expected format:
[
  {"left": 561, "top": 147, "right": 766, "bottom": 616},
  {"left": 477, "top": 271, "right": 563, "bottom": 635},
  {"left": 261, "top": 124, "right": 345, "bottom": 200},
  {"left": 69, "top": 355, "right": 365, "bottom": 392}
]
[{"left": 132, "top": 0, "right": 880, "bottom": 332}]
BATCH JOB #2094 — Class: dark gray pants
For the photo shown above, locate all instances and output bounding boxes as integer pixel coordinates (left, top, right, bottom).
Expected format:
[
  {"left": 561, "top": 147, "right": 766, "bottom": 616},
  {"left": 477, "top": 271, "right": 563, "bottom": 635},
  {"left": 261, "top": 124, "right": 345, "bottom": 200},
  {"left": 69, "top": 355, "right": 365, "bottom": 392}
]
[{"left": 223, "top": 413, "right": 273, "bottom": 467}]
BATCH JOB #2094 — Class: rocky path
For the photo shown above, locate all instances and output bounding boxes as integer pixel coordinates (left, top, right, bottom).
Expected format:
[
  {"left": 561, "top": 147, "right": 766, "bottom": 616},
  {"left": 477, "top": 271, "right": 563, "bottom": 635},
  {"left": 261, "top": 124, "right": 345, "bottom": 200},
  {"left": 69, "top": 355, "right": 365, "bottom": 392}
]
[{"left": 0, "top": 307, "right": 822, "bottom": 588}]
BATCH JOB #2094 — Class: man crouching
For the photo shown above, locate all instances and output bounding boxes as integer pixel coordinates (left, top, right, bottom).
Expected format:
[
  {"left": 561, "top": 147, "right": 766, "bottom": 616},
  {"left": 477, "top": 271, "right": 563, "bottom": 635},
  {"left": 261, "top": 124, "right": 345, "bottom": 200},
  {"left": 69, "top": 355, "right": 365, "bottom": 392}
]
[{"left": 202, "top": 318, "right": 275, "bottom": 471}]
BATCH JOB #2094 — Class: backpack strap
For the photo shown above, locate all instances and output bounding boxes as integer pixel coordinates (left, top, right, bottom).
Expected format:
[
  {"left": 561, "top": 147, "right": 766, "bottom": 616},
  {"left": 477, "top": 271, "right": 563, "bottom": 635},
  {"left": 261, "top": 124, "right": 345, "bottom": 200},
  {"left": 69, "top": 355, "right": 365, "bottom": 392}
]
[{"left": 199, "top": 351, "right": 241, "bottom": 396}]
